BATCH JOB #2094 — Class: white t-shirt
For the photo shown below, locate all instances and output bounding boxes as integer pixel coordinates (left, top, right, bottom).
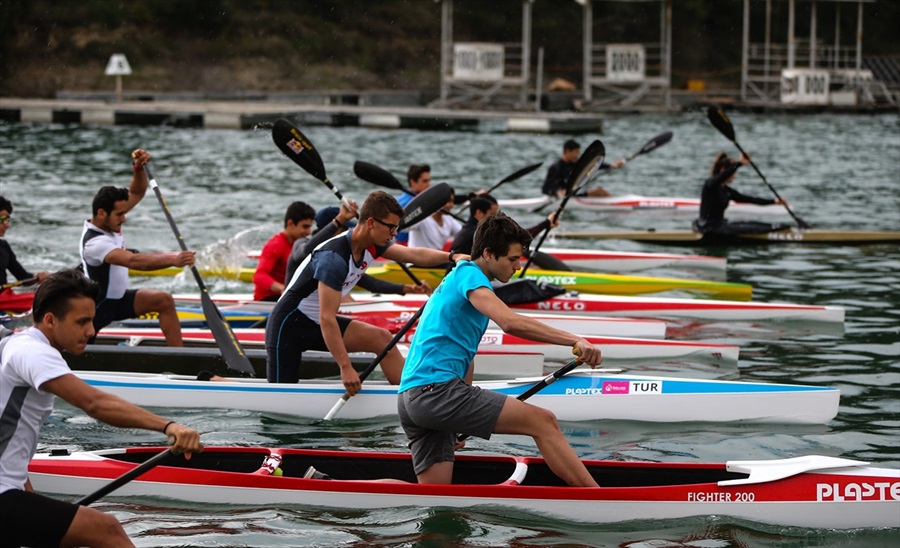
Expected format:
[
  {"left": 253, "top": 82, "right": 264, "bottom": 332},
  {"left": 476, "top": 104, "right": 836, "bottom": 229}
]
[
  {"left": 0, "top": 328, "right": 71, "bottom": 493},
  {"left": 408, "top": 214, "right": 461, "bottom": 251},
  {"left": 80, "top": 220, "right": 129, "bottom": 300}
]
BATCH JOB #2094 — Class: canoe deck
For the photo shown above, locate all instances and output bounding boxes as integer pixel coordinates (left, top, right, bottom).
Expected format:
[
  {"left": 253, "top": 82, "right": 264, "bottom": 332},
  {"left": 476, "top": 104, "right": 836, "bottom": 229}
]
[{"left": 557, "top": 229, "right": 900, "bottom": 246}]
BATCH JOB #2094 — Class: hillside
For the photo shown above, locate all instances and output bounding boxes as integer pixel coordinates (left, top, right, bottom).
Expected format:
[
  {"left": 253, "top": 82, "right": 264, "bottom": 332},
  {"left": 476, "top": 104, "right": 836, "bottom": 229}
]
[{"left": 1, "top": 0, "right": 898, "bottom": 99}]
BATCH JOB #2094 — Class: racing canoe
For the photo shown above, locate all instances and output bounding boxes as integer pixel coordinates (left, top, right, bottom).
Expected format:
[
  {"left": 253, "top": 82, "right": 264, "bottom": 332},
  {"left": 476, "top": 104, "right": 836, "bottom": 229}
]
[
  {"left": 497, "top": 194, "right": 787, "bottom": 216},
  {"left": 29, "top": 448, "right": 898, "bottom": 528},
  {"left": 0, "top": 288, "right": 34, "bottom": 313},
  {"left": 353, "top": 292, "right": 845, "bottom": 324},
  {"left": 95, "top": 326, "right": 737, "bottom": 364},
  {"left": 556, "top": 228, "right": 900, "bottom": 246},
  {"left": 127, "top": 301, "right": 669, "bottom": 339},
  {"left": 75, "top": 369, "right": 836, "bottom": 423},
  {"left": 365, "top": 263, "right": 753, "bottom": 301}
]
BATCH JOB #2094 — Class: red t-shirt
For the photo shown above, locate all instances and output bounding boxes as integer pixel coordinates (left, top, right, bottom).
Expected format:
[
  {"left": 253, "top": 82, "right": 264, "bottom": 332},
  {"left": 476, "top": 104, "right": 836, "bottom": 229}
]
[{"left": 253, "top": 232, "right": 292, "bottom": 301}]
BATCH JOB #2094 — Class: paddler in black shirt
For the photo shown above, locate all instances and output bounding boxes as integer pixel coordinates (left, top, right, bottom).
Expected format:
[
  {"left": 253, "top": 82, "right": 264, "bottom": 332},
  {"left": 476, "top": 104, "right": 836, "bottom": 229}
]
[{"left": 693, "top": 152, "right": 790, "bottom": 236}]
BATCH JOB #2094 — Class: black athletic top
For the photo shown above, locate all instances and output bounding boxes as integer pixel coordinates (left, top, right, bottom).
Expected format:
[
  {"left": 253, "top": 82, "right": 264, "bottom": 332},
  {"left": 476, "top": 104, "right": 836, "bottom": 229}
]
[
  {"left": 0, "top": 240, "right": 32, "bottom": 286},
  {"left": 696, "top": 163, "right": 775, "bottom": 229}
]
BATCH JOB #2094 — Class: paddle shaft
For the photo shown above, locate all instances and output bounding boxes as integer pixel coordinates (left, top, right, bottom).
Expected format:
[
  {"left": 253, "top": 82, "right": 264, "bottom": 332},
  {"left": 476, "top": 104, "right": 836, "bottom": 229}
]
[
  {"left": 706, "top": 107, "right": 809, "bottom": 229},
  {"left": 453, "top": 162, "right": 544, "bottom": 216},
  {"left": 1, "top": 277, "right": 37, "bottom": 290},
  {"left": 144, "top": 165, "right": 255, "bottom": 377},
  {"left": 458, "top": 352, "right": 583, "bottom": 442},
  {"left": 76, "top": 448, "right": 174, "bottom": 506},
  {"left": 323, "top": 304, "right": 426, "bottom": 420}
]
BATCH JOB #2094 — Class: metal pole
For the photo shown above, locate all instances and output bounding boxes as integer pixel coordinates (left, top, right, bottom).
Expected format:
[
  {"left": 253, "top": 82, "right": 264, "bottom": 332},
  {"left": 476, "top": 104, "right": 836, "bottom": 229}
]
[
  {"left": 741, "top": 0, "right": 750, "bottom": 101},
  {"left": 764, "top": 0, "right": 771, "bottom": 95},
  {"left": 855, "top": 1, "right": 863, "bottom": 69},
  {"left": 810, "top": 2, "right": 817, "bottom": 68},
  {"left": 788, "top": 0, "right": 795, "bottom": 69},
  {"left": 583, "top": 0, "right": 592, "bottom": 103},
  {"left": 535, "top": 46, "right": 544, "bottom": 112},
  {"left": 834, "top": 5, "right": 840, "bottom": 70},
  {"left": 521, "top": 0, "right": 533, "bottom": 106},
  {"left": 440, "top": 0, "right": 453, "bottom": 103},
  {"left": 664, "top": 0, "right": 672, "bottom": 108}
]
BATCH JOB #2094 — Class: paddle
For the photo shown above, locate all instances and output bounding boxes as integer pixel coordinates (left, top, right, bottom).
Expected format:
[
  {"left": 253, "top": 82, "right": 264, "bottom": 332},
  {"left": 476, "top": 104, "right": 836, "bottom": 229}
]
[
  {"left": 706, "top": 106, "right": 810, "bottom": 229},
  {"left": 353, "top": 160, "right": 466, "bottom": 223},
  {"left": 272, "top": 119, "right": 423, "bottom": 287},
  {"left": 532, "top": 131, "right": 672, "bottom": 214},
  {"left": 76, "top": 447, "right": 175, "bottom": 506},
  {"left": 322, "top": 303, "right": 426, "bottom": 421},
  {"left": 452, "top": 162, "right": 544, "bottom": 216},
  {"left": 2, "top": 277, "right": 38, "bottom": 290},
  {"left": 520, "top": 140, "right": 605, "bottom": 275},
  {"left": 143, "top": 164, "right": 256, "bottom": 377},
  {"left": 458, "top": 347, "right": 582, "bottom": 442}
]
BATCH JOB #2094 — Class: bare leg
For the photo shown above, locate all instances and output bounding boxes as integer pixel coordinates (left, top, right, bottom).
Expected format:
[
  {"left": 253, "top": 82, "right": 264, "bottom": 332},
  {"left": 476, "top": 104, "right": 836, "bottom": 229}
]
[
  {"left": 134, "top": 289, "right": 183, "bottom": 347},
  {"left": 61, "top": 505, "right": 134, "bottom": 548},
  {"left": 342, "top": 320, "right": 405, "bottom": 384},
  {"left": 493, "top": 397, "right": 599, "bottom": 487},
  {"left": 416, "top": 461, "right": 454, "bottom": 484}
]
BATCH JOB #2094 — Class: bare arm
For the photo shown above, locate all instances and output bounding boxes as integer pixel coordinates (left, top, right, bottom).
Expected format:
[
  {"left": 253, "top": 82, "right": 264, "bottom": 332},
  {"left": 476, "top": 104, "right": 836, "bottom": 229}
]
[
  {"left": 468, "top": 286, "right": 601, "bottom": 366},
  {"left": 42, "top": 374, "right": 203, "bottom": 455},
  {"left": 103, "top": 248, "right": 195, "bottom": 271},
  {"left": 317, "top": 281, "right": 360, "bottom": 393},
  {"left": 383, "top": 245, "right": 469, "bottom": 267},
  {"left": 123, "top": 148, "right": 152, "bottom": 213}
]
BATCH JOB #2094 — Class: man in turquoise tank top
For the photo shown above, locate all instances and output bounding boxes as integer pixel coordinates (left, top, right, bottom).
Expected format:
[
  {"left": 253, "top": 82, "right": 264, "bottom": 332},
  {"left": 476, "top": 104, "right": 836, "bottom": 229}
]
[{"left": 397, "top": 212, "right": 603, "bottom": 487}]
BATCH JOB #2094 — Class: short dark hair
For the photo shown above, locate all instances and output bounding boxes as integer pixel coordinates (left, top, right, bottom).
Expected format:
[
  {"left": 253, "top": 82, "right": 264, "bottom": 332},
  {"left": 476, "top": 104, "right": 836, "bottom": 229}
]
[
  {"left": 32, "top": 269, "right": 99, "bottom": 322},
  {"left": 407, "top": 164, "right": 431, "bottom": 184},
  {"left": 469, "top": 194, "right": 498, "bottom": 217},
  {"left": 284, "top": 201, "right": 316, "bottom": 227},
  {"left": 359, "top": 190, "right": 403, "bottom": 223},
  {"left": 472, "top": 211, "right": 532, "bottom": 260},
  {"left": 0, "top": 195, "right": 12, "bottom": 213},
  {"left": 92, "top": 186, "right": 129, "bottom": 216},
  {"left": 563, "top": 139, "right": 580, "bottom": 152}
]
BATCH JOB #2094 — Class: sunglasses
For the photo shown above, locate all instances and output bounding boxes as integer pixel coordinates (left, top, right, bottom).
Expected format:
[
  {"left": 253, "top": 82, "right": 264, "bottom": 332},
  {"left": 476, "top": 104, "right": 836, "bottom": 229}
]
[
  {"left": 372, "top": 217, "right": 400, "bottom": 233},
  {"left": 0, "top": 215, "right": 10, "bottom": 223}
]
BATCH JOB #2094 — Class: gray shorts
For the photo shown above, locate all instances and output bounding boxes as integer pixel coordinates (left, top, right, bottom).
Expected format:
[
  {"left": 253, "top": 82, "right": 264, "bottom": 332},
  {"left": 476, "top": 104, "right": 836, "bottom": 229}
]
[{"left": 397, "top": 377, "right": 507, "bottom": 475}]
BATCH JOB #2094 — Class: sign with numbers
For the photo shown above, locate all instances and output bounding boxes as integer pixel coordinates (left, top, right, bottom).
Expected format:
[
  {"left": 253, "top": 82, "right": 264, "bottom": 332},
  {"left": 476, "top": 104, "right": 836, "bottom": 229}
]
[
  {"left": 606, "top": 44, "right": 645, "bottom": 82},
  {"left": 780, "top": 69, "right": 830, "bottom": 105},
  {"left": 452, "top": 43, "right": 504, "bottom": 82}
]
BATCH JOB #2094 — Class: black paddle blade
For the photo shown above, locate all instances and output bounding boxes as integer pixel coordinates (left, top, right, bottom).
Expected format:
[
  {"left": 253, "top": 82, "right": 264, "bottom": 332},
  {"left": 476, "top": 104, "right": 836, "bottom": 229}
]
[
  {"left": 272, "top": 118, "right": 328, "bottom": 182},
  {"left": 353, "top": 160, "right": 406, "bottom": 193},
  {"left": 400, "top": 182, "right": 451, "bottom": 230},
  {"left": 637, "top": 131, "right": 673, "bottom": 155},
  {"left": 566, "top": 139, "right": 606, "bottom": 195},
  {"left": 707, "top": 106, "right": 736, "bottom": 142},
  {"left": 199, "top": 290, "right": 256, "bottom": 377}
]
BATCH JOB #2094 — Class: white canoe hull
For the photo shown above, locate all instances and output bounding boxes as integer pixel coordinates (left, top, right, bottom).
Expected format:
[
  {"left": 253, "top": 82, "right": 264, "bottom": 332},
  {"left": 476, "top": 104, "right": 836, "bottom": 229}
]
[
  {"left": 76, "top": 369, "right": 839, "bottom": 423},
  {"left": 29, "top": 449, "right": 897, "bottom": 528},
  {"left": 498, "top": 194, "right": 787, "bottom": 215}
]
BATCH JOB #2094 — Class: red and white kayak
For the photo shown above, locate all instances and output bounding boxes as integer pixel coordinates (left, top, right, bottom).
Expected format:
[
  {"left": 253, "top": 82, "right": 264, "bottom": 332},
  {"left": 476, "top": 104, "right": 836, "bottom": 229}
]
[
  {"left": 28, "top": 447, "right": 899, "bottom": 529},
  {"left": 96, "top": 326, "right": 738, "bottom": 365},
  {"left": 0, "top": 288, "right": 34, "bottom": 313},
  {"left": 171, "top": 292, "right": 845, "bottom": 324},
  {"left": 498, "top": 194, "right": 788, "bottom": 215},
  {"left": 353, "top": 293, "right": 845, "bottom": 324}
]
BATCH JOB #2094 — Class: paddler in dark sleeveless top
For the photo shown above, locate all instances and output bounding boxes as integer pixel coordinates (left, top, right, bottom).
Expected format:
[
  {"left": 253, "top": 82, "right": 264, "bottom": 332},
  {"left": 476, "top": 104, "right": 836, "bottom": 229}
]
[{"left": 693, "top": 152, "right": 791, "bottom": 236}]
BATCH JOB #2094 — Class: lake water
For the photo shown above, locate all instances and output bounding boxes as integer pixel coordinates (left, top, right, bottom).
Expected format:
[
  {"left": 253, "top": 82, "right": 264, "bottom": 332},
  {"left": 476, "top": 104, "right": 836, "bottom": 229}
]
[{"left": 1, "top": 112, "right": 898, "bottom": 546}]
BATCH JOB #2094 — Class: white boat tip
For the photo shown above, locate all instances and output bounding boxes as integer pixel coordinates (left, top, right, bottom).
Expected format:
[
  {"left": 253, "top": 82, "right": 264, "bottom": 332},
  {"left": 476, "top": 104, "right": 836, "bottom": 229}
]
[{"left": 720, "top": 455, "right": 870, "bottom": 486}]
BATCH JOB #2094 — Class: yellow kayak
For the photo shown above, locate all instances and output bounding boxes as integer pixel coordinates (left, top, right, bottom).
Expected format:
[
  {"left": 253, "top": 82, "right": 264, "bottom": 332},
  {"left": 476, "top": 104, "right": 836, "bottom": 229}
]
[
  {"left": 365, "top": 263, "right": 752, "bottom": 301},
  {"left": 132, "top": 266, "right": 255, "bottom": 283}
]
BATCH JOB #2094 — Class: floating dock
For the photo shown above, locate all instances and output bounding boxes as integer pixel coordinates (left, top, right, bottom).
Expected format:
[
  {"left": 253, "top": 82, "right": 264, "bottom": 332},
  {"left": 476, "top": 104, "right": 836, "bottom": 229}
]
[{"left": 0, "top": 96, "right": 605, "bottom": 134}]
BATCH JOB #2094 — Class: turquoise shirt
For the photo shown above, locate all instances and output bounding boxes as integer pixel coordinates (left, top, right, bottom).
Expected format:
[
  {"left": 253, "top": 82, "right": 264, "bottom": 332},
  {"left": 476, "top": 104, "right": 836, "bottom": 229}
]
[{"left": 398, "top": 260, "right": 491, "bottom": 393}]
